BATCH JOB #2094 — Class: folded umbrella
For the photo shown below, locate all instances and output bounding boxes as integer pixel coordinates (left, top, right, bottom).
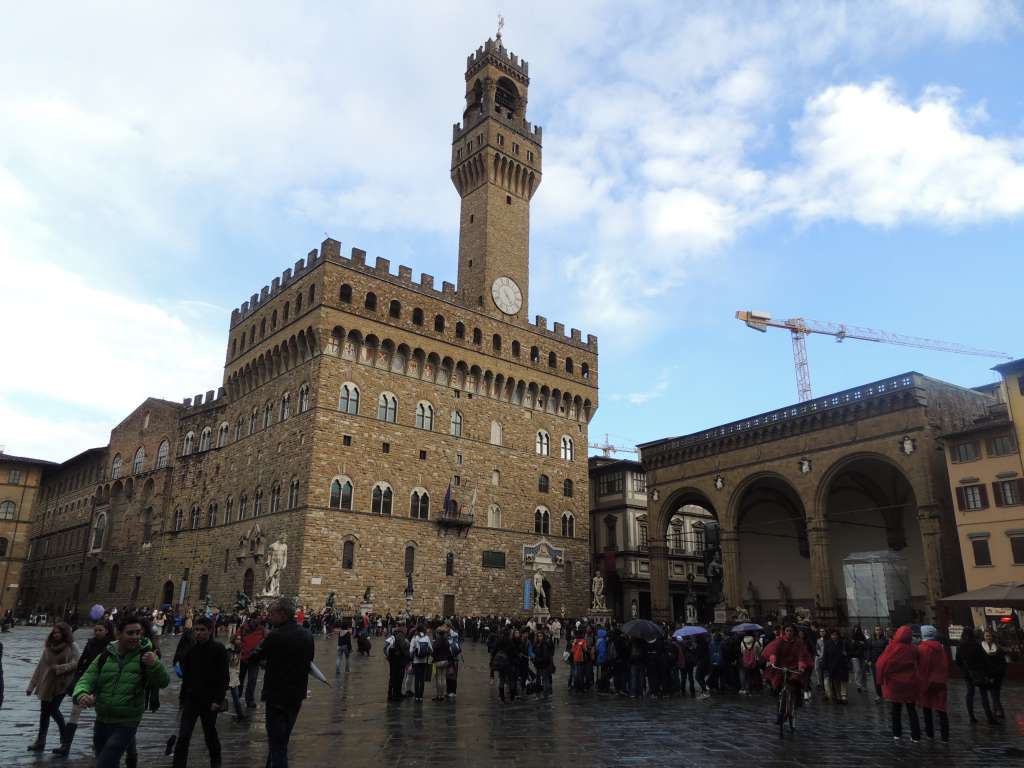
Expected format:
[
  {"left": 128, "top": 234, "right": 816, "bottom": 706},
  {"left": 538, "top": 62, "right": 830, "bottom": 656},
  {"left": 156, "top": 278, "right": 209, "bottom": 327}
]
[{"left": 309, "top": 661, "right": 330, "bottom": 687}]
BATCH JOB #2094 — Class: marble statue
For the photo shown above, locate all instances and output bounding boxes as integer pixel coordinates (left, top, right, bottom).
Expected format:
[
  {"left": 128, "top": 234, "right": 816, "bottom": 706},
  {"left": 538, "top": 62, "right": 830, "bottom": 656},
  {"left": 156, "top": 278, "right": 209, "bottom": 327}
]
[
  {"left": 532, "top": 570, "right": 547, "bottom": 610},
  {"left": 263, "top": 537, "right": 287, "bottom": 596},
  {"left": 591, "top": 574, "right": 606, "bottom": 610},
  {"left": 363, "top": 585, "right": 374, "bottom": 604}
]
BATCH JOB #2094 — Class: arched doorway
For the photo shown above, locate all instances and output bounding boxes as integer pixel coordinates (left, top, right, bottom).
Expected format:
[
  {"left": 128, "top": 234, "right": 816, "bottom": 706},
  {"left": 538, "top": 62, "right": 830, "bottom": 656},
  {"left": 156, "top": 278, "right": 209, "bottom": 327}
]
[
  {"left": 650, "top": 490, "right": 718, "bottom": 624},
  {"left": 734, "top": 474, "right": 811, "bottom": 622},
  {"left": 161, "top": 580, "right": 174, "bottom": 606},
  {"left": 242, "top": 568, "right": 255, "bottom": 598},
  {"left": 820, "top": 455, "right": 925, "bottom": 624}
]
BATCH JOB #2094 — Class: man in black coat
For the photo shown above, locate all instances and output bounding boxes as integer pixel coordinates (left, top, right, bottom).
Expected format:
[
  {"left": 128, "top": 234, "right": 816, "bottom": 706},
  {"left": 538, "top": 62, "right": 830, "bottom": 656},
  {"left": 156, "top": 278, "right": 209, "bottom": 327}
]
[
  {"left": 173, "top": 616, "right": 229, "bottom": 767},
  {"left": 247, "top": 597, "right": 315, "bottom": 768}
]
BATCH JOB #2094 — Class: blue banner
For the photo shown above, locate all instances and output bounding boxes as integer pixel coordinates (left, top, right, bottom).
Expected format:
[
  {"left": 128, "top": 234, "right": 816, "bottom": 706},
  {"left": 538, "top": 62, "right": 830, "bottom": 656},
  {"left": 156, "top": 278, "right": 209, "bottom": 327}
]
[{"left": 524, "top": 578, "right": 533, "bottom": 610}]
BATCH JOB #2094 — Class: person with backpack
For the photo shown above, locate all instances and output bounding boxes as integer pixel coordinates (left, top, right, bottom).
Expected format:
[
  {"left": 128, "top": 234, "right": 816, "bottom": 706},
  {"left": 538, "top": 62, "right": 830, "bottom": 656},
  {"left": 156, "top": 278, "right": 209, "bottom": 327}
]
[
  {"left": 384, "top": 626, "right": 409, "bottom": 702},
  {"left": 431, "top": 626, "right": 452, "bottom": 702},
  {"left": 410, "top": 624, "right": 432, "bottom": 702},
  {"left": 172, "top": 616, "right": 229, "bottom": 768},
  {"left": 54, "top": 618, "right": 115, "bottom": 756},
  {"left": 72, "top": 613, "right": 170, "bottom": 768},
  {"left": 335, "top": 621, "right": 353, "bottom": 675},
  {"left": 738, "top": 632, "right": 762, "bottom": 695},
  {"left": 235, "top": 615, "right": 266, "bottom": 709},
  {"left": 570, "top": 631, "right": 588, "bottom": 692}
]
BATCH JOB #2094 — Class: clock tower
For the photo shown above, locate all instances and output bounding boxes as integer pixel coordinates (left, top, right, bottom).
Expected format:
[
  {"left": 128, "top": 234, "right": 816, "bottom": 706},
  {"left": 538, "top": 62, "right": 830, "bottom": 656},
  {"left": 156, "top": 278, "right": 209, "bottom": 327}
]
[{"left": 451, "top": 35, "right": 541, "bottom": 320}]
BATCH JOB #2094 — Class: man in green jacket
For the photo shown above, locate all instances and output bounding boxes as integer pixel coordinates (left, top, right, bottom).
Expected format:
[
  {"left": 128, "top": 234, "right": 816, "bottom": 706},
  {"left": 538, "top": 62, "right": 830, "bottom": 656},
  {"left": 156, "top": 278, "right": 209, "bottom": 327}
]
[{"left": 73, "top": 613, "right": 170, "bottom": 768}]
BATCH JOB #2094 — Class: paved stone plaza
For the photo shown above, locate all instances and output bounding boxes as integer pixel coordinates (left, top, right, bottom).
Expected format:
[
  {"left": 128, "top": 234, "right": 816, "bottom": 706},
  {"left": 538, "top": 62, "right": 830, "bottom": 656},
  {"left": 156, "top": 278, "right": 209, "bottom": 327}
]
[{"left": 1, "top": 627, "right": 1021, "bottom": 767}]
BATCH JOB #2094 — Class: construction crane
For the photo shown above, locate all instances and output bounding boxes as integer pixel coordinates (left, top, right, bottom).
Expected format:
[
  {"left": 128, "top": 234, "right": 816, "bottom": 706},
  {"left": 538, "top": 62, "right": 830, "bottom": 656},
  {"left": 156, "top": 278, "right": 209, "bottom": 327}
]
[
  {"left": 588, "top": 434, "right": 638, "bottom": 458},
  {"left": 736, "top": 310, "right": 1014, "bottom": 403}
]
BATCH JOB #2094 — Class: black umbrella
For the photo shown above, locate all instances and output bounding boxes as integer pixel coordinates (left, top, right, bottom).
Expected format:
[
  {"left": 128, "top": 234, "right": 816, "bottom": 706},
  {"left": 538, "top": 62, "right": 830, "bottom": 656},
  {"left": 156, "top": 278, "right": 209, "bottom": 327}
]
[{"left": 621, "top": 619, "right": 662, "bottom": 642}]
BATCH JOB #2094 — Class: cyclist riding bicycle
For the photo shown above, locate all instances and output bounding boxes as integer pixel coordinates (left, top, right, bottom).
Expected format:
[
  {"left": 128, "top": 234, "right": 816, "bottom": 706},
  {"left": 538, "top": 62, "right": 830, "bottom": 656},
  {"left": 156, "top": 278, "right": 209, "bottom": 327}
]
[{"left": 763, "top": 624, "right": 812, "bottom": 701}]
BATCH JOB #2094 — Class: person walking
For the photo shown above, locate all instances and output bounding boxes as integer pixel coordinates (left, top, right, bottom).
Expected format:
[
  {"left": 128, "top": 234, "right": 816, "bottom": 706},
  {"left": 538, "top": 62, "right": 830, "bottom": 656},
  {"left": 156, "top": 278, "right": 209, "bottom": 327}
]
[
  {"left": 981, "top": 628, "right": 1007, "bottom": 720},
  {"left": 72, "top": 613, "right": 170, "bottom": 768},
  {"left": 865, "top": 625, "right": 887, "bottom": 702},
  {"left": 821, "top": 628, "right": 850, "bottom": 703},
  {"left": 245, "top": 597, "right": 315, "bottom": 768},
  {"left": 917, "top": 625, "right": 949, "bottom": 742},
  {"left": 26, "top": 622, "right": 79, "bottom": 752},
  {"left": 384, "top": 626, "right": 409, "bottom": 702},
  {"left": 532, "top": 628, "right": 555, "bottom": 698},
  {"left": 172, "top": 616, "right": 229, "bottom": 768},
  {"left": 957, "top": 628, "right": 998, "bottom": 724},
  {"left": 54, "top": 618, "right": 114, "bottom": 756},
  {"left": 875, "top": 625, "right": 921, "bottom": 742},
  {"left": 236, "top": 615, "right": 267, "bottom": 709},
  {"left": 335, "top": 621, "right": 352, "bottom": 675},
  {"left": 431, "top": 626, "right": 452, "bottom": 702},
  {"left": 738, "top": 632, "right": 762, "bottom": 695},
  {"left": 410, "top": 624, "right": 432, "bottom": 703}
]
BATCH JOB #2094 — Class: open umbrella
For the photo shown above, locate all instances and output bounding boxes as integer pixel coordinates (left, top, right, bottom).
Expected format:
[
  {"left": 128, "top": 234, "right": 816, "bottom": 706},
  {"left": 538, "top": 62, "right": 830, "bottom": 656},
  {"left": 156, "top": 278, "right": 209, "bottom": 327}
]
[
  {"left": 673, "top": 626, "right": 709, "bottom": 640},
  {"left": 731, "top": 623, "right": 763, "bottom": 634},
  {"left": 621, "top": 619, "right": 662, "bottom": 642}
]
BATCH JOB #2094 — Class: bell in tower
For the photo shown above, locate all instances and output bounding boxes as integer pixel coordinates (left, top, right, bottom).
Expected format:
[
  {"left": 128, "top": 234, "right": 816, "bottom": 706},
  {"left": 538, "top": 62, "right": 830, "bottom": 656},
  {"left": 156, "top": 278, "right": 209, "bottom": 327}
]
[{"left": 450, "top": 36, "right": 542, "bottom": 320}]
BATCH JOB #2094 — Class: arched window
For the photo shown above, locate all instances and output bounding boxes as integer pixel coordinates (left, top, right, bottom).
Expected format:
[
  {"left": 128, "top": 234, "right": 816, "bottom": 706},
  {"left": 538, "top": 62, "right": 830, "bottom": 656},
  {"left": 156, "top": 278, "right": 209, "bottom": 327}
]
[
  {"left": 692, "top": 522, "right": 705, "bottom": 553},
  {"left": 0, "top": 537, "right": 7, "bottom": 557},
  {"left": 487, "top": 505, "right": 501, "bottom": 528},
  {"left": 253, "top": 489, "right": 263, "bottom": 517},
  {"left": 207, "top": 503, "right": 218, "bottom": 527},
  {"left": 491, "top": 469, "right": 500, "bottom": 486},
  {"left": 450, "top": 410, "right": 463, "bottom": 437},
  {"left": 280, "top": 392, "right": 291, "bottom": 421},
  {"left": 308, "top": 284, "right": 316, "bottom": 304},
  {"left": 548, "top": 351, "right": 557, "bottom": 368},
  {"left": 156, "top": 440, "right": 169, "bottom": 469},
  {"left": 190, "top": 505, "right": 201, "bottom": 529},
  {"left": 389, "top": 299, "right": 401, "bottom": 318},
  {"left": 455, "top": 322, "right": 465, "bottom": 339},
  {"left": 492, "top": 334, "right": 501, "bottom": 352},
  {"left": 249, "top": 407, "right": 258, "bottom": 434},
  {"left": 490, "top": 421, "right": 502, "bottom": 446},
  {"left": 530, "top": 346, "right": 540, "bottom": 363},
  {"left": 372, "top": 483, "right": 393, "bottom": 515},
  {"left": 271, "top": 309, "right": 278, "bottom": 331},
  {"left": 130, "top": 447, "right": 144, "bottom": 474},
  {"left": 235, "top": 416, "right": 244, "bottom": 441},
  {"left": 434, "top": 314, "right": 445, "bottom": 332},
  {"left": 412, "top": 308, "right": 424, "bottom": 326},
  {"left": 92, "top": 513, "right": 107, "bottom": 549},
  {"left": 561, "top": 436, "right": 575, "bottom": 461},
  {"left": 340, "top": 284, "right": 352, "bottom": 303},
  {"left": 111, "top": 453, "right": 123, "bottom": 479},
  {"left": 536, "top": 431, "right": 550, "bottom": 456},
  {"left": 296, "top": 292, "right": 302, "bottom": 313},
  {"left": 288, "top": 477, "right": 299, "bottom": 509},
  {"left": 298, "top": 384, "right": 310, "bottom": 413},
  {"left": 565, "top": 357, "right": 574, "bottom": 374},
  {"left": 670, "top": 518, "right": 684, "bottom": 551},
  {"left": 404, "top": 545, "right": 416, "bottom": 575},
  {"left": 260, "top": 318, "right": 266, "bottom": 338},
  {"left": 365, "top": 292, "right": 377, "bottom": 310},
  {"left": 415, "top": 401, "right": 433, "bottom": 430},
  {"left": 582, "top": 362, "right": 590, "bottom": 380},
  {"left": 561, "top": 512, "right": 575, "bottom": 538},
  {"left": 342, "top": 540, "right": 355, "bottom": 569},
  {"left": 263, "top": 401, "right": 273, "bottom": 428},
  {"left": 224, "top": 497, "right": 234, "bottom": 525},
  {"left": 534, "top": 507, "right": 550, "bottom": 535},
  {"left": 339, "top": 383, "right": 360, "bottom": 415},
  {"left": 218, "top": 422, "right": 229, "bottom": 447},
  {"left": 330, "top": 478, "right": 353, "bottom": 510},
  {"left": 173, "top": 507, "right": 183, "bottom": 531},
  {"left": 410, "top": 489, "right": 429, "bottom": 520},
  {"left": 197, "top": 427, "right": 211, "bottom": 452},
  {"left": 538, "top": 474, "right": 549, "bottom": 493},
  {"left": 377, "top": 393, "right": 397, "bottom": 423},
  {"left": 238, "top": 495, "right": 248, "bottom": 520},
  {"left": 472, "top": 327, "right": 482, "bottom": 345},
  {"left": 270, "top": 483, "right": 281, "bottom": 514},
  {"left": 283, "top": 301, "right": 290, "bottom": 320},
  {"left": 446, "top": 552, "right": 454, "bottom": 576},
  {"left": 511, "top": 340, "right": 521, "bottom": 357},
  {"left": 563, "top": 479, "right": 574, "bottom": 497}
]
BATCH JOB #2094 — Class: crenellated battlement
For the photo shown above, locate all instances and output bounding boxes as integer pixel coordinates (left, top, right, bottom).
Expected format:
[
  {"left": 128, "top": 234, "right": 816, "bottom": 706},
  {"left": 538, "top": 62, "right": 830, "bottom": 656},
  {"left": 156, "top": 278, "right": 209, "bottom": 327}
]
[
  {"left": 180, "top": 386, "right": 227, "bottom": 415},
  {"left": 452, "top": 113, "right": 542, "bottom": 142},
  {"left": 230, "top": 248, "right": 327, "bottom": 328},
  {"left": 466, "top": 37, "right": 529, "bottom": 81}
]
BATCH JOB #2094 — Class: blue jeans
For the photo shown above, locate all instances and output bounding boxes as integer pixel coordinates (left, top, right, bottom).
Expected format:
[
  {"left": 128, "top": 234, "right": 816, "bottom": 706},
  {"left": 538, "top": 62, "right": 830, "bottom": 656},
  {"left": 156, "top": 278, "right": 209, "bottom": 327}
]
[
  {"left": 240, "top": 662, "right": 260, "bottom": 706},
  {"left": 539, "top": 669, "right": 552, "bottom": 696},
  {"left": 265, "top": 703, "right": 301, "bottom": 768},
  {"left": 92, "top": 722, "right": 138, "bottom": 768},
  {"left": 336, "top": 647, "right": 351, "bottom": 674}
]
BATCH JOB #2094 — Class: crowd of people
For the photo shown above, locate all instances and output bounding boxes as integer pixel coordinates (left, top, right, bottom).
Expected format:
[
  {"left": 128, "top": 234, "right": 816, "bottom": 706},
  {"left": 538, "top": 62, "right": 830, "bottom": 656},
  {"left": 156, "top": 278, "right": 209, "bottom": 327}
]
[{"left": 3, "top": 605, "right": 1017, "bottom": 766}]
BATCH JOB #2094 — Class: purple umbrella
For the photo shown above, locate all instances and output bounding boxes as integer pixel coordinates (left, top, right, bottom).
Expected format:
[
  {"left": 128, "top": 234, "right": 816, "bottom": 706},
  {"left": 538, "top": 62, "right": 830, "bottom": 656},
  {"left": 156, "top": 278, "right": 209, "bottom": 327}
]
[{"left": 672, "top": 626, "right": 709, "bottom": 640}]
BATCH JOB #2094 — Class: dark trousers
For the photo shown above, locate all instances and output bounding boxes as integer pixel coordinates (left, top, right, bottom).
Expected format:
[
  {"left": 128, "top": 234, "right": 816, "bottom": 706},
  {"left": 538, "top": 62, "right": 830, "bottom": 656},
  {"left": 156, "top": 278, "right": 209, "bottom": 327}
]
[
  {"left": 239, "top": 662, "right": 260, "bottom": 705},
  {"left": 498, "top": 669, "right": 517, "bottom": 700},
  {"left": 387, "top": 661, "right": 405, "bottom": 700},
  {"left": 173, "top": 700, "right": 221, "bottom": 767},
  {"left": 93, "top": 722, "right": 137, "bottom": 768},
  {"left": 38, "top": 695, "right": 66, "bottom": 744},
  {"left": 965, "top": 682, "right": 996, "bottom": 721},
  {"left": 682, "top": 666, "right": 696, "bottom": 696},
  {"left": 891, "top": 702, "right": 920, "bottom": 740},
  {"left": 413, "top": 664, "right": 427, "bottom": 699},
  {"left": 922, "top": 708, "right": 949, "bottom": 741},
  {"left": 264, "top": 703, "right": 301, "bottom": 768}
]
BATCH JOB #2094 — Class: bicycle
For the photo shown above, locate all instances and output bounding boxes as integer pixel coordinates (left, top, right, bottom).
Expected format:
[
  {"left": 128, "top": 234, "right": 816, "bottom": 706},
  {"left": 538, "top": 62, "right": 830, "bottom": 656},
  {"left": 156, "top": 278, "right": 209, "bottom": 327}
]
[{"left": 768, "top": 663, "right": 799, "bottom": 737}]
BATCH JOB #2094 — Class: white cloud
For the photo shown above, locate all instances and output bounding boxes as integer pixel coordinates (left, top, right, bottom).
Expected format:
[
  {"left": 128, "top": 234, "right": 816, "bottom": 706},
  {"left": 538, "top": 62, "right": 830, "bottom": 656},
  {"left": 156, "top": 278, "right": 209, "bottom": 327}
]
[
  {"left": 609, "top": 368, "right": 674, "bottom": 406},
  {"left": 775, "top": 81, "right": 1024, "bottom": 226}
]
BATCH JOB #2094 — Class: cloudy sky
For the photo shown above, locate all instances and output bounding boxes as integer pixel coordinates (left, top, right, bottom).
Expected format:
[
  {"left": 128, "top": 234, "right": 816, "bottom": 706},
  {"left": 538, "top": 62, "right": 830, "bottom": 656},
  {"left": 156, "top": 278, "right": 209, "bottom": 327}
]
[{"left": 2, "top": 1, "right": 1023, "bottom": 462}]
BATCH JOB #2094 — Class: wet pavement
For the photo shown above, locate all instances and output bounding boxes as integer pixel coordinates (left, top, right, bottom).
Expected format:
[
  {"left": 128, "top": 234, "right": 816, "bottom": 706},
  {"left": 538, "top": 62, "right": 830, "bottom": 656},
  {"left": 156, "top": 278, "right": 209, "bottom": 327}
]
[{"left": 1, "top": 625, "right": 1022, "bottom": 767}]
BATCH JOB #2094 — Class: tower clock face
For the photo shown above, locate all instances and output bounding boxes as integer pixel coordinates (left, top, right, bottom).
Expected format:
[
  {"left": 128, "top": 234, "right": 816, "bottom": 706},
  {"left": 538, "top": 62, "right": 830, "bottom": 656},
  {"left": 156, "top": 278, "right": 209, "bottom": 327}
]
[{"left": 491, "top": 276, "right": 523, "bottom": 315}]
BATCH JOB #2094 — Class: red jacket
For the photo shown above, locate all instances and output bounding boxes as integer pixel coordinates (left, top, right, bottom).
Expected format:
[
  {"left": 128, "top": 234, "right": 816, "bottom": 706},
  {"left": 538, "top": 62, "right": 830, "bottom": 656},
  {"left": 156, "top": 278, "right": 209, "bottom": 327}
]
[
  {"left": 238, "top": 623, "right": 268, "bottom": 663},
  {"left": 762, "top": 635, "right": 812, "bottom": 689},
  {"left": 916, "top": 639, "right": 949, "bottom": 711},
  {"left": 875, "top": 625, "right": 918, "bottom": 704}
]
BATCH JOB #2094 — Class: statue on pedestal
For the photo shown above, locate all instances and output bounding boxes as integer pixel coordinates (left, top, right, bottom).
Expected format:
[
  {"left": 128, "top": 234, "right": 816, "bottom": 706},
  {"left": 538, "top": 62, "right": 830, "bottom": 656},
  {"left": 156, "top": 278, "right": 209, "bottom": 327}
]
[
  {"left": 262, "top": 537, "right": 287, "bottom": 596},
  {"left": 235, "top": 591, "right": 251, "bottom": 614},
  {"left": 325, "top": 591, "right": 336, "bottom": 612},
  {"left": 532, "top": 570, "right": 547, "bottom": 610},
  {"left": 591, "top": 574, "right": 606, "bottom": 611}
]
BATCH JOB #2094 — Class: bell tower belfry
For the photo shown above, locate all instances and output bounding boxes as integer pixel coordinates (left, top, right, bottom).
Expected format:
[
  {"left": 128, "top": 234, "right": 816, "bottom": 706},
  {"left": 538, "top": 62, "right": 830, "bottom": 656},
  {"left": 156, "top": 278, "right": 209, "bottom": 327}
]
[{"left": 451, "top": 34, "right": 541, "bottom": 320}]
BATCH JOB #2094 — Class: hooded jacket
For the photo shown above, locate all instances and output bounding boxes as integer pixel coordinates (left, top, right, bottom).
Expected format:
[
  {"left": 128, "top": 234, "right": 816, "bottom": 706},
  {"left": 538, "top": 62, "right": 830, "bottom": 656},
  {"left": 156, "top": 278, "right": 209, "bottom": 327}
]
[
  {"left": 72, "top": 637, "right": 170, "bottom": 725},
  {"left": 916, "top": 637, "right": 949, "bottom": 711},
  {"left": 875, "top": 625, "right": 918, "bottom": 704}
]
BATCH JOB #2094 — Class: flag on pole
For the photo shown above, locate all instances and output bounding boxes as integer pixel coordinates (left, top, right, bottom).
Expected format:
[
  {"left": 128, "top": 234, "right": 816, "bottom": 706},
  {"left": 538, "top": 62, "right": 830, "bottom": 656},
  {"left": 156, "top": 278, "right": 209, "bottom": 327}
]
[{"left": 443, "top": 477, "right": 453, "bottom": 515}]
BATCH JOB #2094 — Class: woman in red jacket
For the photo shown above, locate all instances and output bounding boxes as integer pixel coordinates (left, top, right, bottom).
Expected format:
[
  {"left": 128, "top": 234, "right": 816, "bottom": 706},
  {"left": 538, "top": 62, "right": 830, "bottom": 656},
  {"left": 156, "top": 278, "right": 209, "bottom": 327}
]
[
  {"left": 916, "top": 625, "right": 949, "bottom": 742},
  {"left": 875, "top": 625, "right": 920, "bottom": 742}
]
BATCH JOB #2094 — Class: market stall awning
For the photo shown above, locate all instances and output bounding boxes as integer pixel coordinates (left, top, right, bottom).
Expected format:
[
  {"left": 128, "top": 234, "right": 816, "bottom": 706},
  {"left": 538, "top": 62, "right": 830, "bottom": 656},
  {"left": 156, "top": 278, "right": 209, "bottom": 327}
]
[{"left": 938, "top": 582, "right": 1024, "bottom": 609}]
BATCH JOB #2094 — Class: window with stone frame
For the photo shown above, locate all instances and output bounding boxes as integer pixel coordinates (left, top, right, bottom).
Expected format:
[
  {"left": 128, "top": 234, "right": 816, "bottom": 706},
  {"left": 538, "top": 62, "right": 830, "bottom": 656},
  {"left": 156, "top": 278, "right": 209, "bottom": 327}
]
[
  {"left": 199, "top": 427, "right": 212, "bottom": 452},
  {"left": 994, "top": 479, "right": 1024, "bottom": 507},
  {"left": 488, "top": 504, "right": 501, "bottom": 528},
  {"left": 372, "top": 483, "right": 393, "bottom": 515},
  {"left": 339, "top": 383, "right": 360, "bottom": 415},
  {"left": 988, "top": 433, "right": 1018, "bottom": 457},
  {"left": 132, "top": 447, "right": 145, "bottom": 474},
  {"left": 343, "top": 540, "right": 355, "bottom": 569},
  {"left": 560, "top": 436, "right": 574, "bottom": 461},
  {"left": 207, "top": 503, "right": 218, "bottom": 527},
  {"left": 173, "top": 507, "right": 183, "bottom": 531},
  {"left": 536, "top": 430, "right": 550, "bottom": 456},
  {"left": 951, "top": 440, "right": 980, "bottom": 463},
  {"left": 956, "top": 484, "right": 989, "bottom": 511},
  {"left": 298, "top": 384, "right": 310, "bottom": 413},
  {"left": 288, "top": 478, "right": 299, "bottom": 509},
  {"left": 415, "top": 401, "right": 434, "bottom": 430},
  {"left": 238, "top": 495, "right": 248, "bottom": 520},
  {"left": 330, "top": 478, "right": 353, "bottom": 510},
  {"left": 280, "top": 392, "right": 291, "bottom": 421},
  {"left": 218, "top": 422, "right": 229, "bottom": 448},
  {"left": 450, "top": 410, "right": 463, "bottom": 437},
  {"left": 253, "top": 489, "right": 263, "bottom": 517},
  {"left": 534, "top": 507, "right": 550, "bottom": 534},
  {"left": 111, "top": 453, "right": 123, "bottom": 479},
  {"left": 563, "top": 479, "right": 574, "bottom": 497},
  {"left": 404, "top": 545, "right": 415, "bottom": 575},
  {"left": 270, "top": 483, "right": 281, "bottom": 513},
  {"left": 538, "top": 474, "right": 549, "bottom": 493},
  {"left": 263, "top": 402, "right": 273, "bottom": 428},
  {"left": 339, "top": 284, "right": 352, "bottom": 303},
  {"left": 971, "top": 536, "right": 992, "bottom": 567},
  {"left": 190, "top": 505, "right": 201, "bottom": 530},
  {"left": 377, "top": 392, "right": 397, "bottom": 423},
  {"left": 223, "top": 497, "right": 234, "bottom": 525},
  {"left": 561, "top": 512, "right": 575, "bottom": 538},
  {"left": 410, "top": 490, "right": 430, "bottom": 520}
]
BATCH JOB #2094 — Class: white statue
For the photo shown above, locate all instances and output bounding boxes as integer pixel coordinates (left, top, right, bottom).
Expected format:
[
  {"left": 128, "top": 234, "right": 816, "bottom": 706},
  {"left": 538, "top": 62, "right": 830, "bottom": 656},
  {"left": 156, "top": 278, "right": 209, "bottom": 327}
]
[
  {"left": 532, "top": 570, "right": 547, "bottom": 610},
  {"left": 591, "top": 574, "right": 606, "bottom": 610},
  {"left": 263, "top": 537, "right": 287, "bottom": 596}
]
